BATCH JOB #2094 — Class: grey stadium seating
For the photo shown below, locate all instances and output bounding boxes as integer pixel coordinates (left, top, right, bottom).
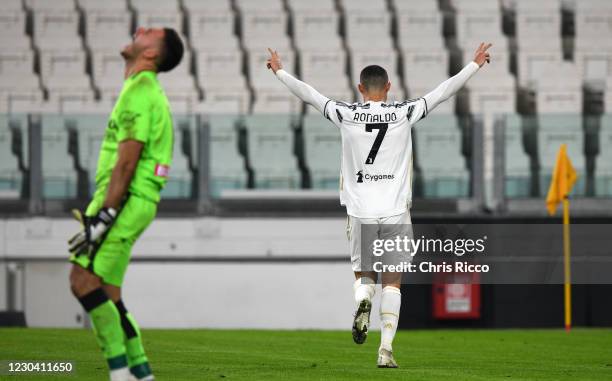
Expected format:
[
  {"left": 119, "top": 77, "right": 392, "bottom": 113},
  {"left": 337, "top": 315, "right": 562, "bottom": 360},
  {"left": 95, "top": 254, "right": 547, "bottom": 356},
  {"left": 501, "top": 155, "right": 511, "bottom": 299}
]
[
  {"left": 0, "top": 0, "right": 611, "bottom": 201},
  {"left": 414, "top": 115, "right": 470, "bottom": 198}
]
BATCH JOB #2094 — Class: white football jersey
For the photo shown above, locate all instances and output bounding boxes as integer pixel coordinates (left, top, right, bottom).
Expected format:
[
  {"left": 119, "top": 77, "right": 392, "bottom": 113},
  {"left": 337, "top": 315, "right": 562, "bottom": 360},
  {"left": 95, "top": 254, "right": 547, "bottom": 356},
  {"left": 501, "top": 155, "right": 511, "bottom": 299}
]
[
  {"left": 275, "top": 62, "right": 479, "bottom": 218},
  {"left": 323, "top": 99, "right": 428, "bottom": 218}
]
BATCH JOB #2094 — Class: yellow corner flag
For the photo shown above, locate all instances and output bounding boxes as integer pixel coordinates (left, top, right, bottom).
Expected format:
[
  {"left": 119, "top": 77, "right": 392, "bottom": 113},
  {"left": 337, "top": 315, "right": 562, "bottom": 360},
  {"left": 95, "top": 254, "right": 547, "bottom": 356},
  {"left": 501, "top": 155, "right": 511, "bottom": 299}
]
[
  {"left": 545, "top": 144, "right": 577, "bottom": 332},
  {"left": 546, "top": 144, "right": 577, "bottom": 216}
]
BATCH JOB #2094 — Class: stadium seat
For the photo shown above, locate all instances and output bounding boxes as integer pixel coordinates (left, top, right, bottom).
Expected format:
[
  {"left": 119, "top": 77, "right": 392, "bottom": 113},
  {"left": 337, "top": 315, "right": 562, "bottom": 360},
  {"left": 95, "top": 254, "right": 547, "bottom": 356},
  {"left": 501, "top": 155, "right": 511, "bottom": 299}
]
[
  {"left": 452, "top": 0, "right": 501, "bottom": 10},
  {"left": 537, "top": 115, "right": 585, "bottom": 196},
  {"left": 70, "top": 114, "right": 106, "bottom": 195},
  {"left": 84, "top": 10, "right": 132, "bottom": 50},
  {"left": 414, "top": 115, "right": 469, "bottom": 198},
  {"left": 515, "top": 2, "right": 562, "bottom": 50},
  {"left": 606, "top": 77, "right": 612, "bottom": 114},
  {"left": 41, "top": 115, "right": 77, "bottom": 198},
  {"left": 235, "top": 0, "right": 284, "bottom": 11},
  {"left": 574, "top": 39, "right": 612, "bottom": 89},
  {"left": 392, "top": 0, "right": 438, "bottom": 11},
  {"left": 339, "top": 0, "right": 387, "bottom": 11},
  {"left": 188, "top": 11, "right": 235, "bottom": 50},
  {"left": 454, "top": 10, "right": 505, "bottom": 48},
  {"left": 244, "top": 115, "right": 300, "bottom": 188},
  {"left": 0, "top": 115, "right": 25, "bottom": 198},
  {"left": 157, "top": 50, "right": 200, "bottom": 106},
  {"left": 62, "top": 99, "right": 113, "bottom": 115},
  {"left": 33, "top": 10, "right": 82, "bottom": 51},
  {"left": 574, "top": 5, "right": 612, "bottom": 39},
  {"left": 26, "top": 0, "right": 75, "bottom": 11},
  {"left": 0, "top": 10, "right": 27, "bottom": 37},
  {"left": 78, "top": 0, "right": 127, "bottom": 11},
  {"left": 595, "top": 115, "right": 612, "bottom": 196},
  {"left": 0, "top": 50, "right": 37, "bottom": 78},
  {"left": 573, "top": 0, "right": 612, "bottom": 12},
  {"left": 344, "top": 13, "right": 393, "bottom": 50},
  {"left": 0, "top": 5, "right": 29, "bottom": 50},
  {"left": 403, "top": 50, "right": 449, "bottom": 83},
  {"left": 0, "top": 89, "right": 44, "bottom": 113},
  {"left": 136, "top": 12, "right": 182, "bottom": 31},
  {"left": 133, "top": 0, "right": 183, "bottom": 30},
  {"left": 465, "top": 72, "right": 516, "bottom": 114},
  {"left": 197, "top": 90, "right": 250, "bottom": 115},
  {"left": 0, "top": 34, "right": 31, "bottom": 51},
  {"left": 241, "top": 13, "right": 288, "bottom": 51},
  {"left": 396, "top": 11, "right": 444, "bottom": 50},
  {"left": 91, "top": 51, "right": 125, "bottom": 99},
  {"left": 183, "top": 0, "right": 232, "bottom": 12},
  {"left": 160, "top": 115, "right": 195, "bottom": 198},
  {"left": 195, "top": 50, "right": 247, "bottom": 93},
  {"left": 131, "top": 0, "right": 179, "bottom": 11},
  {"left": 536, "top": 87, "right": 582, "bottom": 114},
  {"left": 39, "top": 50, "right": 94, "bottom": 101},
  {"left": 517, "top": 48, "right": 567, "bottom": 89},
  {"left": 530, "top": 63, "right": 582, "bottom": 114},
  {"left": 8, "top": 99, "right": 60, "bottom": 114},
  {"left": 252, "top": 91, "right": 301, "bottom": 115},
  {"left": 504, "top": 114, "right": 531, "bottom": 197},
  {"left": 291, "top": 10, "right": 341, "bottom": 50},
  {"left": 300, "top": 51, "right": 347, "bottom": 83},
  {"left": 40, "top": 50, "right": 87, "bottom": 79},
  {"left": 299, "top": 51, "right": 352, "bottom": 106},
  {"left": 3, "top": 0, "right": 24, "bottom": 11},
  {"left": 302, "top": 115, "right": 341, "bottom": 189},
  {"left": 394, "top": 0, "right": 444, "bottom": 53},
  {"left": 287, "top": 0, "right": 335, "bottom": 12},
  {"left": 206, "top": 115, "right": 248, "bottom": 196}
]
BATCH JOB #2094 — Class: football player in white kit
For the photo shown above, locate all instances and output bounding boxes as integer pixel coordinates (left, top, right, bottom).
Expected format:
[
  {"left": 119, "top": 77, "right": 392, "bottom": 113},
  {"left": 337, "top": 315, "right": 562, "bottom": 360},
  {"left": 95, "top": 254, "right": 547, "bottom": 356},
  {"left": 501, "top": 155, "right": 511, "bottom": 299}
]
[{"left": 267, "top": 43, "right": 491, "bottom": 367}]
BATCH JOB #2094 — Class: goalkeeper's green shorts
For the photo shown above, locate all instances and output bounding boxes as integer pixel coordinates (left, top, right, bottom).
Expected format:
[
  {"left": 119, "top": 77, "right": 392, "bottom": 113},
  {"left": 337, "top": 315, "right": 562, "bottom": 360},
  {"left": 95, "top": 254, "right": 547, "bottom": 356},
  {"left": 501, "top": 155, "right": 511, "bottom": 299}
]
[{"left": 70, "top": 195, "right": 157, "bottom": 287}]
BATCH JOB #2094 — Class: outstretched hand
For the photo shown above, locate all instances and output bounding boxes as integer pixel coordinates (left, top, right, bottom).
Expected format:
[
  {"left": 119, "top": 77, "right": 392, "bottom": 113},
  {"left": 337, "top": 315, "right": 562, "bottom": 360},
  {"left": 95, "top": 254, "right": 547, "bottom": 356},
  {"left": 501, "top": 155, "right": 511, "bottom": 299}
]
[
  {"left": 473, "top": 42, "right": 492, "bottom": 67},
  {"left": 266, "top": 48, "right": 282, "bottom": 74}
]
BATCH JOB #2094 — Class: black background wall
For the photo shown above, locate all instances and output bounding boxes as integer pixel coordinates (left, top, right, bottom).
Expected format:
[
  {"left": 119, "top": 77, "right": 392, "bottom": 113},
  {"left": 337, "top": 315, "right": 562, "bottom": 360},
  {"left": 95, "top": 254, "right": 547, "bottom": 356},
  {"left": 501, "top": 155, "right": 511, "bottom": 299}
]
[{"left": 399, "top": 283, "right": 612, "bottom": 328}]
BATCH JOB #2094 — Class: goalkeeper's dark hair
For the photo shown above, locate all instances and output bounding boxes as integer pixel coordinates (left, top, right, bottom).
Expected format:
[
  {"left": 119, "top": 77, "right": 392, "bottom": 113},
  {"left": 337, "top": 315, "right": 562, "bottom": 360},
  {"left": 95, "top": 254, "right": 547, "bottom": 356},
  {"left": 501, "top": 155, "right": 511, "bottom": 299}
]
[
  {"left": 360, "top": 65, "right": 389, "bottom": 91},
  {"left": 158, "top": 28, "right": 184, "bottom": 73}
]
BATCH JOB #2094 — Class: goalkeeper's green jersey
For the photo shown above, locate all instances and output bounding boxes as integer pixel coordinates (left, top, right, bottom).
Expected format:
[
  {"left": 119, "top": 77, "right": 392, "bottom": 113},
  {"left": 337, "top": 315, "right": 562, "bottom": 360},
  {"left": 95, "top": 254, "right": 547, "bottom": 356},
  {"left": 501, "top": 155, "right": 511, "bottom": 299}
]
[{"left": 88, "top": 70, "right": 173, "bottom": 212}]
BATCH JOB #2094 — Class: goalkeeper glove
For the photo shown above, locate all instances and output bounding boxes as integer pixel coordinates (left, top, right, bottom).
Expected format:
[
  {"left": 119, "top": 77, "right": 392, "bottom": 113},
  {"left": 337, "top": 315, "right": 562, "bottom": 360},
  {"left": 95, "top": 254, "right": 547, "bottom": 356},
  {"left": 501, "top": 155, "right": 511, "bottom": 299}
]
[{"left": 68, "top": 207, "right": 117, "bottom": 255}]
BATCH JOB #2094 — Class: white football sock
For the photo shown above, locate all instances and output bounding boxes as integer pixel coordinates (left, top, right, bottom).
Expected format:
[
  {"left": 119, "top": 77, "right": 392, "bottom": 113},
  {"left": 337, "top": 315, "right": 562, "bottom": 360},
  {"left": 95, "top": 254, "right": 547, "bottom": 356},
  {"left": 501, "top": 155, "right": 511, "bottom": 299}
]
[
  {"left": 353, "top": 277, "right": 375, "bottom": 303},
  {"left": 110, "top": 367, "right": 130, "bottom": 381},
  {"left": 380, "top": 286, "right": 401, "bottom": 351}
]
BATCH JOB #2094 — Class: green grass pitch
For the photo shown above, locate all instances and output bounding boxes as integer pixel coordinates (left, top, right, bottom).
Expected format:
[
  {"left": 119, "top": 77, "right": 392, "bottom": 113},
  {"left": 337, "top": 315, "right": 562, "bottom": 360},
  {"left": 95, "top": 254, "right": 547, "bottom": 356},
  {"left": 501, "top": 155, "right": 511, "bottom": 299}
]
[{"left": 1, "top": 328, "right": 611, "bottom": 380}]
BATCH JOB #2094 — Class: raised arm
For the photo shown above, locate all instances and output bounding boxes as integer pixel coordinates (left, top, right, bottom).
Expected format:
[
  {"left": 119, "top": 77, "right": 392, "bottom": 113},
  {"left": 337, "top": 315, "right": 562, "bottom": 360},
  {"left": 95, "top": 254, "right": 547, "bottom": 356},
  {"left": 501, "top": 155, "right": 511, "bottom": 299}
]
[
  {"left": 422, "top": 43, "right": 491, "bottom": 115},
  {"left": 267, "top": 48, "right": 329, "bottom": 115}
]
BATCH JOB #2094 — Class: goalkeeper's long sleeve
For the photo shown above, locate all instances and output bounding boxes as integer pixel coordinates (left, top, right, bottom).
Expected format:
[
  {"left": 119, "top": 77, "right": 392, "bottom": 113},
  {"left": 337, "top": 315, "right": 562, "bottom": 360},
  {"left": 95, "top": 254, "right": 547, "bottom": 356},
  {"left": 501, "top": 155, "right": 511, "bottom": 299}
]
[
  {"left": 422, "top": 61, "right": 480, "bottom": 114},
  {"left": 275, "top": 69, "right": 329, "bottom": 115}
]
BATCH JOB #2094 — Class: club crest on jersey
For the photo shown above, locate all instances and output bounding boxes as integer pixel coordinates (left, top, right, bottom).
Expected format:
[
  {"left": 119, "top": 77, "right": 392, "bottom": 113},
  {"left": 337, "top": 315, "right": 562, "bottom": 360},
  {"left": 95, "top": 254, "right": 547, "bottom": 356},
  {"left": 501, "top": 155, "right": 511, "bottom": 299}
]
[
  {"left": 356, "top": 170, "right": 394, "bottom": 183},
  {"left": 356, "top": 171, "right": 364, "bottom": 183}
]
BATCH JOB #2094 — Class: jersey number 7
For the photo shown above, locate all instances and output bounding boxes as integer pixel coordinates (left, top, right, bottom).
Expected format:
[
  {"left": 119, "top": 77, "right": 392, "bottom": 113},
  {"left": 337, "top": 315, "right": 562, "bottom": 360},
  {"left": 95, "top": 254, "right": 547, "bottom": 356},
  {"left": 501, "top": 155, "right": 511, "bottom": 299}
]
[{"left": 365, "top": 123, "right": 388, "bottom": 164}]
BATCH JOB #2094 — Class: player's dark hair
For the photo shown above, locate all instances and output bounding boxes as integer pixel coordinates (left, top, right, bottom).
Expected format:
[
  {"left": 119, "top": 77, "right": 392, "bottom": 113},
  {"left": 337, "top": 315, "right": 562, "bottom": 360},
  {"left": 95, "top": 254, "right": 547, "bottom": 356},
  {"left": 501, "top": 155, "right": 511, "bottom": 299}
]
[
  {"left": 158, "top": 28, "right": 184, "bottom": 73},
  {"left": 360, "top": 65, "right": 389, "bottom": 91}
]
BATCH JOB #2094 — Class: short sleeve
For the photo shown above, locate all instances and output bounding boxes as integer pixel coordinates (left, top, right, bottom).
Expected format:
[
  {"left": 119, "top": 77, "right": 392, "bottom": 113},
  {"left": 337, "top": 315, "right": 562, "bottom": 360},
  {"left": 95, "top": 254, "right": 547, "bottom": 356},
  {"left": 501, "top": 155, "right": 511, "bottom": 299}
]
[
  {"left": 115, "top": 84, "right": 152, "bottom": 143},
  {"left": 406, "top": 98, "right": 428, "bottom": 125}
]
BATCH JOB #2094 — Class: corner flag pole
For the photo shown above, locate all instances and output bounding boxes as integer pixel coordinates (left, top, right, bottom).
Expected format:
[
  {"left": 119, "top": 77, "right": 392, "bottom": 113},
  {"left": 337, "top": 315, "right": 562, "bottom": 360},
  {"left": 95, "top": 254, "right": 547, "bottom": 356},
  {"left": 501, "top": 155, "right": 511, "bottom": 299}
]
[{"left": 562, "top": 196, "right": 572, "bottom": 332}]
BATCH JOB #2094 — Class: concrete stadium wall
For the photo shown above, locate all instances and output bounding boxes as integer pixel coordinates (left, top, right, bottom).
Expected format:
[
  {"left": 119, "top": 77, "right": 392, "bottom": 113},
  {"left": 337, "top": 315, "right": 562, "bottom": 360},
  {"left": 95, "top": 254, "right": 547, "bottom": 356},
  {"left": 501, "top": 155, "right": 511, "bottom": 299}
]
[
  {"left": 0, "top": 217, "right": 383, "bottom": 330},
  {"left": 2, "top": 216, "right": 612, "bottom": 329}
]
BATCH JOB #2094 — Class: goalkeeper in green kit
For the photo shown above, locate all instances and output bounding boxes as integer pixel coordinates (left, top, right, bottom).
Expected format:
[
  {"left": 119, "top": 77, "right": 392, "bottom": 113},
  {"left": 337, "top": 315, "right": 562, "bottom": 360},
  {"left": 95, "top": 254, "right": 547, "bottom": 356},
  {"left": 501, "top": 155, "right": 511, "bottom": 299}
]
[{"left": 68, "top": 27, "right": 183, "bottom": 381}]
